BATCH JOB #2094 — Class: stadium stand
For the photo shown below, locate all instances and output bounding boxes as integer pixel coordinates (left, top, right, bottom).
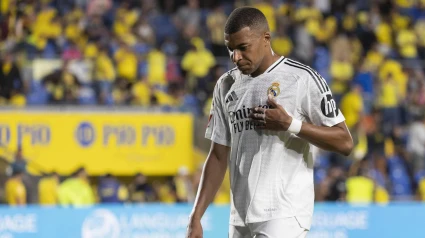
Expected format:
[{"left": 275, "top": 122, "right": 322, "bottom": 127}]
[{"left": 1, "top": 0, "right": 425, "bottom": 205}]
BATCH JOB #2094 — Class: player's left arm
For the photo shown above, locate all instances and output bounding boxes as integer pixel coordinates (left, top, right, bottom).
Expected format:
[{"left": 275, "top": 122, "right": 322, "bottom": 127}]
[
  {"left": 250, "top": 94, "right": 354, "bottom": 156},
  {"left": 294, "top": 119, "right": 353, "bottom": 156}
]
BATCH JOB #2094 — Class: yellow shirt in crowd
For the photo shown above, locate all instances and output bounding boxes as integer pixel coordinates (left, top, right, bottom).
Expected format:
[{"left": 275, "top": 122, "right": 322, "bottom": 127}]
[
  {"left": 419, "top": 178, "right": 425, "bottom": 201},
  {"left": 38, "top": 176, "right": 59, "bottom": 205},
  {"left": 378, "top": 59, "right": 404, "bottom": 84},
  {"left": 147, "top": 49, "right": 166, "bottom": 87},
  {"left": 379, "top": 80, "right": 399, "bottom": 108},
  {"left": 253, "top": 2, "right": 276, "bottom": 33},
  {"left": 365, "top": 50, "right": 384, "bottom": 70},
  {"left": 272, "top": 37, "right": 293, "bottom": 56},
  {"left": 346, "top": 176, "right": 374, "bottom": 203},
  {"left": 84, "top": 43, "right": 98, "bottom": 59},
  {"left": 114, "top": 48, "right": 137, "bottom": 82},
  {"left": 392, "top": 13, "right": 410, "bottom": 32},
  {"left": 376, "top": 22, "right": 393, "bottom": 47},
  {"left": 415, "top": 20, "right": 425, "bottom": 47},
  {"left": 1, "top": 0, "right": 10, "bottom": 15},
  {"left": 58, "top": 178, "right": 95, "bottom": 206},
  {"left": 132, "top": 81, "right": 151, "bottom": 106},
  {"left": 341, "top": 90, "right": 363, "bottom": 129},
  {"left": 395, "top": 0, "right": 415, "bottom": 8},
  {"left": 375, "top": 185, "right": 390, "bottom": 204},
  {"left": 181, "top": 38, "right": 215, "bottom": 78},
  {"left": 207, "top": 11, "right": 227, "bottom": 44},
  {"left": 96, "top": 52, "right": 116, "bottom": 81},
  {"left": 5, "top": 178, "right": 26, "bottom": 206},
  {"left": 397, "top": 29, "right": 418, "bottom": 58},
  {"left": 330, "top": 60, "right": 354, "bottom": 94}
]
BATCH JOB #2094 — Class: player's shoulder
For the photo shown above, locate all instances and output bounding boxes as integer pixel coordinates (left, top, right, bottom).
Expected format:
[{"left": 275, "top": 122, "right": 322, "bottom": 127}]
[
  {"left": 214, "top": 67, "right": 238, "bottom": 94},
  {"left": 279, "top": 58, "right": 316, "bottom": 79},
  {"left": 281, "top": 58, "right": 330, "bottom": 93}
]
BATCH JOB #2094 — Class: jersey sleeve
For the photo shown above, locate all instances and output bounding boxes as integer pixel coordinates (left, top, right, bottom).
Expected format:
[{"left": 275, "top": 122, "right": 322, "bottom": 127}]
[
  {"left": 301, "top": 73, "right": 345, "bottom": 127},
  {"left": 205, "top": 76, "right": 232, "bottom": 147}
]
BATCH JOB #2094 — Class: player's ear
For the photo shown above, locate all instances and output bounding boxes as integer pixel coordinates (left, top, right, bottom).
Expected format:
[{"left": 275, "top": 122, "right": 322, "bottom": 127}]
[{"left": 264, "top": 31, "right": 271, "bottom": 46}]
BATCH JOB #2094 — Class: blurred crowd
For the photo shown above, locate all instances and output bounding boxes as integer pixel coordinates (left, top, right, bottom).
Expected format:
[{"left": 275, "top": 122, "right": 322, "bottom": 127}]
[
  {"left": 2, "top": 148, "right": 230, "bottom": 206},
  {"left": 1, "top": 0, "right": 425, "bottom": 204}
]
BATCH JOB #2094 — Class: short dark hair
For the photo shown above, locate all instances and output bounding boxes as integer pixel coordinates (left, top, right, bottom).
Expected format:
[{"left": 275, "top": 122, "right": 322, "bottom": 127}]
[{"left": 224, "top": 7, "right": 269, "bottom": 34}]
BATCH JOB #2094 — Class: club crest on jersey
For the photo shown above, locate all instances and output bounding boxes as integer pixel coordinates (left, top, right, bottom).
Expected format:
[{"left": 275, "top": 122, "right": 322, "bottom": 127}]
[{"left": 267, "top": 82, "right": 280, "bottom": 97}]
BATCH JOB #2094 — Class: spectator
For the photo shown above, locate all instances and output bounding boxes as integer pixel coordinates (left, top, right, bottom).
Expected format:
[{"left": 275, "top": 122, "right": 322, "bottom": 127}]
[
  {"left": 378, "top": 73, "right": 400, "bottom": 137},
  {"left": 42, "top": 60, "right": 81, "bottom": 104},
  {"left": 174, "top": 166, "right": 194, "bottom": 203},
  {"left": 62, "top": 40, "right": 82, "bottom": 60},
  {"left": 174, "top": 0, "right": 201, "bottom": 32},
  {"left": 206, "top": 4, "right": 228, "bottom": 57},
  {"left": 0, "top": 52, "right": 25, "bottom": 106},
  {"left": 38, "top": 172, "right": 59, "bottom": 205},
  {"left": 407, "top": 114, "right": 425, "bottom": 174},
  {"left": 58, "top": 167, "right": 95, "bottom": 206},
  {"left": 352, "top": 62, "right": 374, "bottom": 113},
  {"left": 10, "top": 146, "right": 27, "bottom": 174},
  {"left": 396, "top": 21, "right": 418, "bottom": 61},
  {"left": 253, "top": 0, "right": 276, "bottom": 35},
  {"left": 153, "top": 177, "right": 177, "bottom": 204},
  {"left": 94, "top": 45, "right": 115, "bottom": 104},
  {"left": 346, "top": 164, "right": 375, "bottom": 204},
  {"left": 417, "top": 174, "right": 425, "bottom": 201},
  {"left": 340, "top": 83, "right": 364, "bottom": 131},
  {"left": 181, "top": 37, "right": 215, "bottom": 92},
  {"left": 1, "top": 0, "right": 425, "bottom": 203},
  {"left": 271, "top": 26, "right": 293, "bottom": 57},
  {"left": 5, "top": 167, "right": 26, "bottom": 206},
  {"left": 87, "top": 0, "right": 113, "bottom": 17},
  {"left": 147, "top": 46, "right": 167, "bottom": 88},
  {"left": 112, "top": 77, "right": 132, "bottom": 105},
  {"left": 114, "top": 42, "right": 138, "bottom": 83},
  {"left": 134, "top": 17, "right": 156, "bottom": 46},
  {"left": 324, "top": 166, "right": 347, "bottom": 202},
  {"left": 128, "top": 173, "right": 156, "bottom": 203},
  {"left": 97, "top": 174, "right": 128, "bottom": 203},
  {"left": 375, "top": 17, "right": 393, "bottom": 55}
]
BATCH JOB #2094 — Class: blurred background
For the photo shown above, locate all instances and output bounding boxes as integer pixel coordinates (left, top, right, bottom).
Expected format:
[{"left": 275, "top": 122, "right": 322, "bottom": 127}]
[{"left": 1, "top": 0, "right": 425, "bottom": 237}]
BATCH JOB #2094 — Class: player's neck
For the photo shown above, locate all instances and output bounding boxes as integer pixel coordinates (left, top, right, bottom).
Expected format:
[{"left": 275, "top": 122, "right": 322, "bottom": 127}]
[{"left": 250, "top": 54, "right": 282, "bottom": 77}]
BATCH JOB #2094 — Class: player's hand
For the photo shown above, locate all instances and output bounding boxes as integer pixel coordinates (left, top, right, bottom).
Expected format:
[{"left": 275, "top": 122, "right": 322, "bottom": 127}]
[
  {"left": 249, "top": 94, "right": 292, "bottom": 131},
  {"left": 186, "top": 218, "right": 203, "bottom": 238}
]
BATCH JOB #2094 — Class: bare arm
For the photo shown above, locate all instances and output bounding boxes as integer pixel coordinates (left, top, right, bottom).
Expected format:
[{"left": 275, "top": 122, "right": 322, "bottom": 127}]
[
  {"left": 190, "top": 142, "right": 230, "bottom": 220},
  {"left": 250, "top": 95, "right": 354, "bottom": 156},
  {"left": 297, "top": 121, "right": 353, "bottom": 156}
]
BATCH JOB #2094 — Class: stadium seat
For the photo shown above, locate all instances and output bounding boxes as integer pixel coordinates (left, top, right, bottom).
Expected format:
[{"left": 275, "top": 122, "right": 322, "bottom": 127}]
[
  {"left": 42, "top": 42, "right": 58, "bottom": 59},
  {"left": 26, "top": 86, "right": 49, "bottom": 105},
  {"left": 149, "top": 15, "right": 179, "bottom": 43},
  {"left": 78, "top": 87, "right": 97, "bottom": 105},
  {"left": 387, "top": 156, "right": 413, "bottom": 198}
]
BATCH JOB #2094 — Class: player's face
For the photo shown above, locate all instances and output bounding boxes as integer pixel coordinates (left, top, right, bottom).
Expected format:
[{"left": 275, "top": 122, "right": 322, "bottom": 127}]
[{"left": 225, "top": 27, "right": 266, "bottom": 76}]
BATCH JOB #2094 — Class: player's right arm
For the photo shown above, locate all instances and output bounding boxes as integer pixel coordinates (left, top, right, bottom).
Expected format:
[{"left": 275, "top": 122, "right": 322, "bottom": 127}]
[
  {"left": 187, "top": 142, "right": 229, "bottom": 238},
  {"left": 187, "top": 73, "right": 233, "bottom": 238}
]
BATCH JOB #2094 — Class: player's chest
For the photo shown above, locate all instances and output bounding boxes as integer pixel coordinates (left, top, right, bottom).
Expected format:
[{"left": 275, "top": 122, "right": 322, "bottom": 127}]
[{"left": 223, "top": 76, "right": 299, "bottom": 115}]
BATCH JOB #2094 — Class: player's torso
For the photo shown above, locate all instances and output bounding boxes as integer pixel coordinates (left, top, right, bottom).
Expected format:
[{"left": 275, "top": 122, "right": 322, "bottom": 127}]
[{"left": 224, "top": 71, "right": 300, "bottom": 136}]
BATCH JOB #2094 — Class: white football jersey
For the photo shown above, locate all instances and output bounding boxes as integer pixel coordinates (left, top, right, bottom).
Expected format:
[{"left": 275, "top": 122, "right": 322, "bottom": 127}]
[{"left": 205, "top": 57, "right": 345, "bottom": 229}]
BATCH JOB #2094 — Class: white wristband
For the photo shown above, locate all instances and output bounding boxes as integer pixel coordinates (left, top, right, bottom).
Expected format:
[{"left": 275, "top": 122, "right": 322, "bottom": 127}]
[{"left": 287, "top": 118, "right": 302, "bottom": 134}]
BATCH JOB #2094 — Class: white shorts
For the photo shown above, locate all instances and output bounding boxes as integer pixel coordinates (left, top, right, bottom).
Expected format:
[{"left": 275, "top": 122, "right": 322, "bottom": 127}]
[{"left": 229, "top": 217, "right": 308, "bottom": 238}]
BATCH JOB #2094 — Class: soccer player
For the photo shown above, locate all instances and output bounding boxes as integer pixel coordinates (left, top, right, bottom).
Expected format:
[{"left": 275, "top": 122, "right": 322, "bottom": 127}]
[{"left": 186, "top": 7, "right": 353, "bottom": 238}]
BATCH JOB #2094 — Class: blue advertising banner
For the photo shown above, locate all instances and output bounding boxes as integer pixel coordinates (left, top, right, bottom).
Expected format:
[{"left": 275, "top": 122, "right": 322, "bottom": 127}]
[{"left": 0, "top": 203, "right": 424, "bottom": 238}]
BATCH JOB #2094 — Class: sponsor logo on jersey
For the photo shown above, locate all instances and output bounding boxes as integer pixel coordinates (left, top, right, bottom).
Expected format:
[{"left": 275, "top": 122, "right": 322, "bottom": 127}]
[
  {"left": 229, "top": 105, "right": 269, "bottom": 133},
  {"left": 267, "top": 82, "right": 280, "bottom": 97},
  {"left": 320, "top": 94, "right": 339, "bottom": 118}
]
